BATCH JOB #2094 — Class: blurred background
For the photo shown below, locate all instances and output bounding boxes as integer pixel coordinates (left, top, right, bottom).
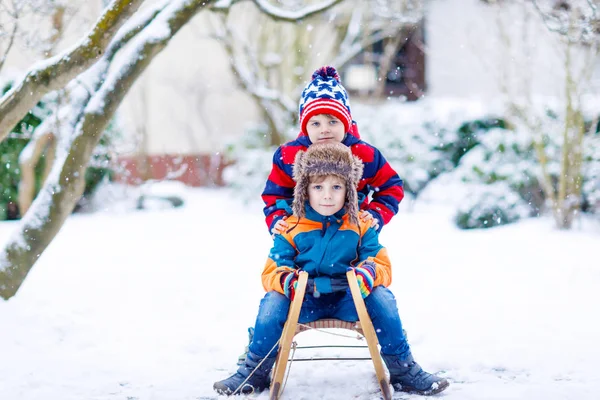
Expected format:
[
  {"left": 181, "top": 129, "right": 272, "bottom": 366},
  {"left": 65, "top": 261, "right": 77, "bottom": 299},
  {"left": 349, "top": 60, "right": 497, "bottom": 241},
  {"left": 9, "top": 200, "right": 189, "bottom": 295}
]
[
  {"left": 1, "top": 0, "right": 599, "bottom": 231},
  {"left": 1, "top": 2, "right": 599, "bottom": 398}
]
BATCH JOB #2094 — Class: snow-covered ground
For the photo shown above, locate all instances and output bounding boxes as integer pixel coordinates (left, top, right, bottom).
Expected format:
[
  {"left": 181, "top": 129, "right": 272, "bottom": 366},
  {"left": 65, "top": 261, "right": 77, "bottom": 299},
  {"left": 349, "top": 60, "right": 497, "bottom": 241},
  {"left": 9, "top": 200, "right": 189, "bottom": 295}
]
[{"left": 0, "top": 187, "right": 599, "bottom": 400}]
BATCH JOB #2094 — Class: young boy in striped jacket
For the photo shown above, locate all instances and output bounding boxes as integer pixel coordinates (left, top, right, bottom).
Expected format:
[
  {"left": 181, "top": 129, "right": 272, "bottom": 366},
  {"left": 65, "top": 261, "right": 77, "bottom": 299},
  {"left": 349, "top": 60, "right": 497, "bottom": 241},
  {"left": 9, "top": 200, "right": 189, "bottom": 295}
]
[{"left": 262, "top": 66, "right": 404, "bottom": 235}]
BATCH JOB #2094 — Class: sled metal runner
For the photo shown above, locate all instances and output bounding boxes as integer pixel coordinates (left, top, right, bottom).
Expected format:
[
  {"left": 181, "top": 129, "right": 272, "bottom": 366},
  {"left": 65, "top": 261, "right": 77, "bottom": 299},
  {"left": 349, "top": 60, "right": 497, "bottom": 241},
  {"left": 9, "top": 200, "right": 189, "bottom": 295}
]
[{"left": 269, "top": 270, "right": 392, "bottom": 400}]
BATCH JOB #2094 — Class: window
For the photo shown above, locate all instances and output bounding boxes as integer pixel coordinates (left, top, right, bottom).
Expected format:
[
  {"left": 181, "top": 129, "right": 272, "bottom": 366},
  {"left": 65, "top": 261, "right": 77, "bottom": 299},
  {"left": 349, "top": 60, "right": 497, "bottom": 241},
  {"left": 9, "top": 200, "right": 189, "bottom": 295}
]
[{"left": 342, "top": 21, "right": 426, "bottom": 101}]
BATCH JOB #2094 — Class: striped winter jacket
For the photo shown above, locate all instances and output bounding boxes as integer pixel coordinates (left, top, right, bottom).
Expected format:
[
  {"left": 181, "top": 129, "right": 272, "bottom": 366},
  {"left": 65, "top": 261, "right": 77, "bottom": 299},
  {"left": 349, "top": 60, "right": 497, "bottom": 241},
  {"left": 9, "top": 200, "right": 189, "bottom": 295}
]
[
  {"left": 262, "top": 123, "right": 404, "bottom": 233},
  {"left": 261, "top": 202, "right": 392, "bottom": 295}
]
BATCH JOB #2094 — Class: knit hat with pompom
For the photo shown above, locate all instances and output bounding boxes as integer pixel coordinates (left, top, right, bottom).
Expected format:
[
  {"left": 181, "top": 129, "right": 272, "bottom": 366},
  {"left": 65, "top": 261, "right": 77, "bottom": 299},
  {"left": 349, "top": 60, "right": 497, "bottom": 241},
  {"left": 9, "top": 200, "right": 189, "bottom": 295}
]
[{"left": 298, "top": 66, "right": 352, "bottom": 136}]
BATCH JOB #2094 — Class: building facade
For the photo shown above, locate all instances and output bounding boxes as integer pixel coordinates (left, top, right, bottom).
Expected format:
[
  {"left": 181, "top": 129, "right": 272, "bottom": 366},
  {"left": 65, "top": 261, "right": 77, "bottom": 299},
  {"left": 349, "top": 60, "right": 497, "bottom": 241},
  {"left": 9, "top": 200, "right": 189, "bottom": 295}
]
[{"left": 2, "top": 0, "right": 599, "bottom": 187}]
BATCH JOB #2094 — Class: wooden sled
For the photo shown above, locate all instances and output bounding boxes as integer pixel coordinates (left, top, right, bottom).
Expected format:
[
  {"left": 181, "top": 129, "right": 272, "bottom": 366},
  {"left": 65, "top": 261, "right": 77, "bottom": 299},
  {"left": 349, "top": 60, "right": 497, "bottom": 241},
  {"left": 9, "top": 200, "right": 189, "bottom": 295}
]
[{"left": 269, "top": 270, "right": 392, "bottom": 400}]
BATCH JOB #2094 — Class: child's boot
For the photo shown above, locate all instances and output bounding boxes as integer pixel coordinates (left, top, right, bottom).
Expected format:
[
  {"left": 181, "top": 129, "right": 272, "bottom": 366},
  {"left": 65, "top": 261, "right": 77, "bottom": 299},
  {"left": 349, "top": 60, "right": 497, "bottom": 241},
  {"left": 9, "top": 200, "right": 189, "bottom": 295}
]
[
  {"left": 236, "top": 327, "right": 254, "bottom": 366},
  {"left": 213, "top": 351, "right": 275, "bottom": 395},
  {"left": 381, "top": 353, "right": 449, "bottom": 396}
]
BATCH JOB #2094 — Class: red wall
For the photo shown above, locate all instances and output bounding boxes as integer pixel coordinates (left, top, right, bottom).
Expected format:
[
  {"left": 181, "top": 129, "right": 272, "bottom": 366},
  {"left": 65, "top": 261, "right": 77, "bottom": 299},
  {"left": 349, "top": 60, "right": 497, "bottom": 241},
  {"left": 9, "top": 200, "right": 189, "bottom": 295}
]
[{"left": 114, "top": 154, "right": 232, "bottom": 187}]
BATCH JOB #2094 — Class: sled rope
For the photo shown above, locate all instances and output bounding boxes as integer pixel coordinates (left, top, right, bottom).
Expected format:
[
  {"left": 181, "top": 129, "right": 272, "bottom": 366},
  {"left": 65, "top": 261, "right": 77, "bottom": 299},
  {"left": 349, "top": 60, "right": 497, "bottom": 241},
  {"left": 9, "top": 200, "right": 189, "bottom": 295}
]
[
  {"left": 231, "top": 339, "right": 280, "bottom": 396},
  {"left": 278, "top": 341, "right": 298, "bottom": 399}
]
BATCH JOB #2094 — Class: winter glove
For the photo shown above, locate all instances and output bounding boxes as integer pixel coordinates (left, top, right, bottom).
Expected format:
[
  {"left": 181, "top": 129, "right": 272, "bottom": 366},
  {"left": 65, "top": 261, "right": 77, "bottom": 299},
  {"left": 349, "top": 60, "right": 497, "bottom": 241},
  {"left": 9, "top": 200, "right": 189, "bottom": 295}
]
[
  {"left": 352, "top": 261, "right": 376, "bottom": 298},
  {"left": 280, "top": 270, "right": 300, "bottom": 300}
]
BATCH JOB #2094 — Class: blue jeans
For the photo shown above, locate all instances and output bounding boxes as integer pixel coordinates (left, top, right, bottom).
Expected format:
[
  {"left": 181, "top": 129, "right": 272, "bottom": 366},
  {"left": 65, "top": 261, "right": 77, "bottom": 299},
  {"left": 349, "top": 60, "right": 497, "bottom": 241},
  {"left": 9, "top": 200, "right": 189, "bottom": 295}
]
[{"left": 248, "top": 286, "right": 410, "bottom": 359}]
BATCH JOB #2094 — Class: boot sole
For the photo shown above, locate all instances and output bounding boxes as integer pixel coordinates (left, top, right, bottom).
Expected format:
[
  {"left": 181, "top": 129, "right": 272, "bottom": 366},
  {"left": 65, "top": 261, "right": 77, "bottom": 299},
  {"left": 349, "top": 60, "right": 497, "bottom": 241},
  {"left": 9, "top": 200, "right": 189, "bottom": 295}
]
[
  {"left": 394, "top": 378, "right": 450, "bottom": 396},
  {"left": 213, "top": 383, "right": 234, "bottom": 396},
  {"left": 213, "top": 382, "right": 269, "bottom": 396}
]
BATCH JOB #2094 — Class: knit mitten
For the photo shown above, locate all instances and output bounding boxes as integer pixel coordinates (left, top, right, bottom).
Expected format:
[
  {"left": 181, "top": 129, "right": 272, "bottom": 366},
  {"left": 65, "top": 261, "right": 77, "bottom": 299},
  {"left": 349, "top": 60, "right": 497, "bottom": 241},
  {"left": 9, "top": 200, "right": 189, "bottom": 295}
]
[
  {"left": 354, "top": 262, "right": 376, "bottom": 298},
  {"left": 281, "top": 270, "right": 300, "bottom": 300}
]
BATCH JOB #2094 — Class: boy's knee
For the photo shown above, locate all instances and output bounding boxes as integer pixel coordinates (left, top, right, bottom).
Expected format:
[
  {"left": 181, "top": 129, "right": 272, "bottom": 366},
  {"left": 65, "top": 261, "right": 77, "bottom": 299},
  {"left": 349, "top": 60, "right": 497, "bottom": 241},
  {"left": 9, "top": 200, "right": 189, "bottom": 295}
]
[
  {"left": 368, "top": 286, "right": 396, "bottom": 302},
  {"left": 256, "top": 291, "right": 290, "bottom": 323},
  {"left": 365, "top": 286, "right": 399, "bottom": 315}
]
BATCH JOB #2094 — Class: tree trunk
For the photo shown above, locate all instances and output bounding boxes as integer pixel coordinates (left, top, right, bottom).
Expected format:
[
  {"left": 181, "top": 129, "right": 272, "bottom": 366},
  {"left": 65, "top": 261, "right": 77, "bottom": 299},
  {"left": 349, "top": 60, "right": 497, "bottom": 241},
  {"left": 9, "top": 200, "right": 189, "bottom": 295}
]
[
  {"left": 552, "top": 20, "right": 587, "bottom": 229},
  {"left": 15, "top": 0, "right": 171, "bottom": 218},
  {"left": 18, "top": 127, "right": 56, "bottom": 215},
  {"left": 16, "top": 3, "right": 66, "bottom": 216},
  {"left": 46, "top": 5, "right": 67, "bottom": 57},
  {"left": 0, "top": 0, "right": 348, "bottom": 300},
  {"left": 0, "top": 0, "right": 212, "bottom": 300}
]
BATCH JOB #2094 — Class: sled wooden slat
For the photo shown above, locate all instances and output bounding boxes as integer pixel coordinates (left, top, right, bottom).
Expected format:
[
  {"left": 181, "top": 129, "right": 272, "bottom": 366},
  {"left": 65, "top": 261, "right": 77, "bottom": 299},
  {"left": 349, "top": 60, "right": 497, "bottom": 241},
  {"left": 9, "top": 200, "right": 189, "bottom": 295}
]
[
  {"left": 270, "top": 271, "right": 309, "bottom": 400},
  {"left": 296, "top": 319, "right": 363, "bottom": 335},
  {"left": 269, "top": 271, "right": 392, "bottom": 400},
  {"left": 346, "top": 269, "right": 392, "bottom": 400}
]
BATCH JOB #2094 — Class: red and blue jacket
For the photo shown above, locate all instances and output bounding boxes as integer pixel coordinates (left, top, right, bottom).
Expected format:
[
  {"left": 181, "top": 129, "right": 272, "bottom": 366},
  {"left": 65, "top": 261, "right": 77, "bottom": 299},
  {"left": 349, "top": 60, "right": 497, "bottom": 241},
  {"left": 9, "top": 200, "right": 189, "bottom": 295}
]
[
  {"left": 262, "top": 202, "right": 392, "bottom": 295},
  {"left": 262, "top": 123, "right": 404, "bottom": 232}
]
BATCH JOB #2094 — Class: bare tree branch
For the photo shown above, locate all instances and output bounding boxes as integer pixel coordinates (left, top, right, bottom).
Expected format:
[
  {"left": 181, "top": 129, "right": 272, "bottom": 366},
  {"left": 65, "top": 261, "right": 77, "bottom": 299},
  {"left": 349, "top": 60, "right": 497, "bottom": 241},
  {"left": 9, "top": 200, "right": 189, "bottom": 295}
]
[
  {"left": 531, "top": 0, "right": 600, "bottom": 44},
  {"left": 0, "top": 0, "right": 215, "bottom": 300},
  {"left": 45, "top": 5, "right": 66, "bottom": 57},
  {"left": 1, "top": 0, "right": 347, "bottom": 300},
  {"left": 0, "top": 0, "right": 354, "bottom": 299},
  {"left": 0, "top": 17, "right": 18, "bottom": 73},
  {"left": 251, "top": 0, "right": 345, "bottom": 21},
  {"left": 0, "top": 0, "right": 145, "bottom": 143},
  {"left": 212, "top": 0, "right": 345, "bottom": 21},
  {"left": 15, "top": 0, "right": 173, "bottom": 215},
  {"left": 331, "top": 26, "right": 403, "bottom": 70},
  {"left": 373, "top": 30, "right": 411, "bottom": 97},
  {"left": 211, "top": 12, "right": 293, "bottom": 145},
  {"left": 338, "top": 7, "right": 364, "bottom": 57}
]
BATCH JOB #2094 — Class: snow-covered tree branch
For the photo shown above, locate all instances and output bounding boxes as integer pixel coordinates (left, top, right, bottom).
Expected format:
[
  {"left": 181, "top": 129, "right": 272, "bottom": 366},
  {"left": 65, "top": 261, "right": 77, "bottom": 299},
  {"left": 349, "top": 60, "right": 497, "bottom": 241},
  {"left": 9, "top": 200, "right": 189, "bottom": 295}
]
[
  {"left": 211, "top": 0, "right": 423, "bottom": 146},
  {"left": 212, "top": 0, "right": 346, "bottom": 22},
  {"left": 0, "top": 0, "right": 343, "bottom": 300},
  {"left": 0, "top": 0, "right": 198, "bottom": 300},
  {"left": 209, "top": 10, "right": 296, "bottom": 145},
  {"left": 0, "top": 0, "right": 144, "bottom": 143}
]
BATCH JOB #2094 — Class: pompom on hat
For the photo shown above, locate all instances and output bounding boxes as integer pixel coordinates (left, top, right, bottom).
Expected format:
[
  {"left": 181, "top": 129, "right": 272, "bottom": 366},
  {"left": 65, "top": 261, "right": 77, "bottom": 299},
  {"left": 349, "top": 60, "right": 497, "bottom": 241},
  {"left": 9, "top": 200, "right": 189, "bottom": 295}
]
[
  {"left": 292, "top": 142, "right": 363, "bottom": 225},
  {"left": 298, "top": 66, "right": 352, "bottom": 136}
]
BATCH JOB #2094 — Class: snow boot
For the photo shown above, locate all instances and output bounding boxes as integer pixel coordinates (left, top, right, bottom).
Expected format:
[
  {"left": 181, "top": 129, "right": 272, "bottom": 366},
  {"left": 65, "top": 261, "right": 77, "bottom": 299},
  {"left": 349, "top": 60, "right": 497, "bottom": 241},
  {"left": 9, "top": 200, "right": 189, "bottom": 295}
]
[
  {"left": 237, "top": 327, "right": 254, "bottom": 366},
  {"left": 381, "top": 353, "right": 449, "bottom": 396},
  {"left": 213, "top": 351, "right": 275, "bottom": 396}
]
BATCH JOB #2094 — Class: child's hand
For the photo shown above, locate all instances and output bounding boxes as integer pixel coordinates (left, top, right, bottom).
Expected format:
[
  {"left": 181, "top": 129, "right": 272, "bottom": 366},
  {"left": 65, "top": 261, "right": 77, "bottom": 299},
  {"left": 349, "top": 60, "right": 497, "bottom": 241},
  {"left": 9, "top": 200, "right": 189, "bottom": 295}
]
[
  {"left": 281, "top": 270, "right": 300, "bottom": 300},
  {"left": 359, "top": 210, "right": 379, "bottom": 230},
  {"left": 271, "top": 216, "right": 289, "bottom": 237},
  {"left": 351, "top": 262, "right": 376, "bottom": 298}
]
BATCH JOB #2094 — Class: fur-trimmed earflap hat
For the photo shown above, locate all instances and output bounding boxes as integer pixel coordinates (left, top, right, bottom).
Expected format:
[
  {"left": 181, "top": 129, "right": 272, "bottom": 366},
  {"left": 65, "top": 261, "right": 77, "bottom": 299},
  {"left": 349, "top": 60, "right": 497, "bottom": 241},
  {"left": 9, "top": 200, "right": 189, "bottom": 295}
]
[{"left": 292, "top": 142, "right": 364, "bottom": 225}]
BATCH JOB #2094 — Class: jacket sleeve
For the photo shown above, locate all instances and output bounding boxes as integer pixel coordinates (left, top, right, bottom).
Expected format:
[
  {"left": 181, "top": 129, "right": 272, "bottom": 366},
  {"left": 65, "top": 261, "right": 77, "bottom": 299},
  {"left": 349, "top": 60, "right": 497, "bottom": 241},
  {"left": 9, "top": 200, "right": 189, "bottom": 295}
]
[
  {"left": 261, "top": 146, "right": 296, "bottom": 232},
  {"left": 356, "top": 221, "right": 392, "bottom": 287},
  {"left": 367, "top": 148, "right": 404, "bottom": 230},
  {"left": 261, "top": 234, "right": 297, "bottom": 294}
]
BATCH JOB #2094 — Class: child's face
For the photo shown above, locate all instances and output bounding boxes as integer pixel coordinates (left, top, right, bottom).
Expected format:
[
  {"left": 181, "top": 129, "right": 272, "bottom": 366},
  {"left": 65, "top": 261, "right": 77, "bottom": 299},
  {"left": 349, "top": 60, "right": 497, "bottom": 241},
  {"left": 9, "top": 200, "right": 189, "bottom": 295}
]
[
  {"left": 308, "top": 175, "right": 347, "bottom": 217},
  {"left": 306, "top": 114, "right": 346, "bottom": 144}
]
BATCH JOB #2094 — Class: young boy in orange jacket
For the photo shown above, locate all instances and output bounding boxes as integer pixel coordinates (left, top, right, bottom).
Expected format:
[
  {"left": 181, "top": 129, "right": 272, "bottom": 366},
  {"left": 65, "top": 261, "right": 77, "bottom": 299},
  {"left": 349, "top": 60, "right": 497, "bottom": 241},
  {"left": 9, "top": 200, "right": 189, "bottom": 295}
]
[{"left": 214, "top": 143, "right": 448, "bottom": 397}]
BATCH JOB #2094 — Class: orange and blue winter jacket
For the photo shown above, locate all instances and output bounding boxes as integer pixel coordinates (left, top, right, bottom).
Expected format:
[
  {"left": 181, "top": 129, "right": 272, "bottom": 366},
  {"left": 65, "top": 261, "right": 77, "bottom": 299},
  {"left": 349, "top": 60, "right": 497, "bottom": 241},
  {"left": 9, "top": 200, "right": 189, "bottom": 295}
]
[
  {"left": 261, "top": 123, "right": 404, "bottom": 233},
  {"left": 261, "top": 201, "right": 392, "bottom": 296}
]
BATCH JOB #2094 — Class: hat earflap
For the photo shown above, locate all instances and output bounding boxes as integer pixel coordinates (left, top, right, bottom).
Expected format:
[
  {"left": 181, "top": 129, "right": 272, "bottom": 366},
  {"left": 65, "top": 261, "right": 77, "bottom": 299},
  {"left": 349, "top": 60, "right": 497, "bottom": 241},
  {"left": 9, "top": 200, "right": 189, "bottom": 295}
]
[
  {"left": 344, "top": 153, "right": 364, "bottom": 226},
  {"left": 292, "top": 150, "right": 308, "bottom": 219}
]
